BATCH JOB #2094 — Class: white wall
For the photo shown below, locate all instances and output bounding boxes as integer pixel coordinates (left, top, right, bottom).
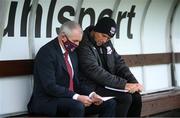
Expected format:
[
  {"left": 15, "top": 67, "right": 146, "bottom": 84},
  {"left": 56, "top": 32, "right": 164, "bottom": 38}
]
[
  {"left": 0, "top": 76, "right": 32, "bottom": 115},
  {"left": 141, "top": 0, "right": 176, "bottom": 91},
  {"left": 172, "top": 1, "right": 180, "bottom": 86}
]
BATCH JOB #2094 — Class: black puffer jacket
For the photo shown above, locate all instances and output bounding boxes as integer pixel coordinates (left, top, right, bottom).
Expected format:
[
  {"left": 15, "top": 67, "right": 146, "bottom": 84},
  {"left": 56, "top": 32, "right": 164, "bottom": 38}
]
[{"left": 76, "top": 26, "right": 138, "bottom": 91}]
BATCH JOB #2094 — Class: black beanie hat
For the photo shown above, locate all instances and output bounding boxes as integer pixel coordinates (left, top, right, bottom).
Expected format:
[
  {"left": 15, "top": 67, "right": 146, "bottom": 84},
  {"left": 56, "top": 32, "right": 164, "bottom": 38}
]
[{"left": 94, "top": 17, "right": 117, "bottom": 37}]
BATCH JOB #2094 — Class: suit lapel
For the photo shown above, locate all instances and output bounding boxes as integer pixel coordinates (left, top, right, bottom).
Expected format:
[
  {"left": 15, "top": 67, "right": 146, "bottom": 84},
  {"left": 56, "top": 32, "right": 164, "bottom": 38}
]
[{"left": 54, "top": 37, "right": 68, "bottom": 72}]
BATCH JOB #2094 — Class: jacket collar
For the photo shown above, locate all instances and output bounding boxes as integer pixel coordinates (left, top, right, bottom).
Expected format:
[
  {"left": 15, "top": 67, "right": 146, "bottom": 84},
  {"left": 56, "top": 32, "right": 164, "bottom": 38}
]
[
  {"left": 83, "top": 28, "right": 114, "bottom": 73},
  {"left": 54, "top": 37, "right": 76, "bottom": 73},
  {"left": 85, "top": 26, "right": 97, "bottom": 46}
]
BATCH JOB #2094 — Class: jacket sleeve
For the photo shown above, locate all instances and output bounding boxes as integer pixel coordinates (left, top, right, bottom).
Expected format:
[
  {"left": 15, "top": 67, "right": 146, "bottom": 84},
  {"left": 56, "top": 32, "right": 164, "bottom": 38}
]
[
  {"left": 34, "top": 47, "right": 75, "bottom": 98},
  {"left": 77, "top": 42, "right": 128, "bottom": 89},
  {"left": 74, "top": 75, "right": 92, "bottom": 95},
  {"left": 113, "top": 49, "right": 138, "bottom": 83},
  {"left": 72, "top": 53, "right": 92, "bottom": 95}
]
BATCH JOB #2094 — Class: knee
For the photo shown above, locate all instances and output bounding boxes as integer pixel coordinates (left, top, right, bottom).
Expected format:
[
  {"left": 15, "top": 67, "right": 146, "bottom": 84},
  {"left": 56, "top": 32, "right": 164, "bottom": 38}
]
[
  {"left": 133, "top": 92, "right": 142, "bottom": 101},
  {"left": 132, "top": 92, "right": 142, "bottom": 105},
  {"left": 105, "top": 99, "right": 117, "bottom": 108},
  {"left": 67, "top": 101, "right": 85, "bottom": 117},
  {"left": 122, "top": 94, "right": 133, "bottom": 105},
  {"left": 72, "top": 101, "right": 85, "bottom": 113}
]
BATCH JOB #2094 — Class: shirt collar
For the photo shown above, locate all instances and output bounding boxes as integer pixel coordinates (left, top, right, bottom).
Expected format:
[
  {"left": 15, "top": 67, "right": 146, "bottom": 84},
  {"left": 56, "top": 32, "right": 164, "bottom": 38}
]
[{"left": 60, "top": 42, "right": 66, "bottom": 54}]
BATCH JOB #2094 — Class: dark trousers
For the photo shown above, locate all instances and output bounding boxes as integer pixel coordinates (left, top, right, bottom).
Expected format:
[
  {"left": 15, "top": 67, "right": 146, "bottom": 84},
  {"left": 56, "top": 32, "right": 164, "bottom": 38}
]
[
  {"left": 96, "top": 88, "right": 142, "bottom": 117},
  {"left": 56, "top": 98, "right": 116, "bottom": 117}
]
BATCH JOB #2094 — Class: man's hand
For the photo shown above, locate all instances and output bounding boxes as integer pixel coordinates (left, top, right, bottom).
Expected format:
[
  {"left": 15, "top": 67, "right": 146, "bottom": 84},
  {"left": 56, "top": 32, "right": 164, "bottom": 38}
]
[
  {"left": 136, "top": 83, "right": 143, "bottom": 92},
  {"left": 90, "top": 92, "right": 103, "bottom": 106},
  {"left": 125, "top": 83, "right": 143, "bottom": 93},
  {"left": 77, "top": 95, "right": 93, "bottom": 107}
]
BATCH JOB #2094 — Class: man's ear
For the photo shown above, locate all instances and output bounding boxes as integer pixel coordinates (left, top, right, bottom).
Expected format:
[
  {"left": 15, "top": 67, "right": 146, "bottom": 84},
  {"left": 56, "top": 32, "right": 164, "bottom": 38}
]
[{"left": 60, "top": 34, "right": 67, "bottom": 42}]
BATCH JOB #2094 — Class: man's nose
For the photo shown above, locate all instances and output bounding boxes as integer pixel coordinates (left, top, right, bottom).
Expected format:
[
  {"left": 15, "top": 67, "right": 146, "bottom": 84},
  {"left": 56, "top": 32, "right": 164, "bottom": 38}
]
[{"left": 102, "top": 38, "right": 108, "bottom": 43}]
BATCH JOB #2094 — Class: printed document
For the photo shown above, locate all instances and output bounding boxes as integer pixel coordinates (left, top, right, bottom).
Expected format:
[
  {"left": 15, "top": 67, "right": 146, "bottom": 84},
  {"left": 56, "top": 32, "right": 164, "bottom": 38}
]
[
  {"left": 101, "top": 96, "right": 115, "bottom": 101},
  {"left": 105, "top": 86, "right": 128, "bottom": 92}
]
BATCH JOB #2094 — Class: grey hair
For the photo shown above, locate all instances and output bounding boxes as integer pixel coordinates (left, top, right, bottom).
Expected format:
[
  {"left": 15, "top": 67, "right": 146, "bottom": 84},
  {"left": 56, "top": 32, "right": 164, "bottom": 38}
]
[{"left": 59, "top": 21, "right": 83, "bottom": 37}]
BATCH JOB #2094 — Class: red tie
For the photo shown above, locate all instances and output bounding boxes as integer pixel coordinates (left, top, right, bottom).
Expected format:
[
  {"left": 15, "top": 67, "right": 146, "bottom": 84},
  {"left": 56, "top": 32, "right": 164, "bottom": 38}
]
[{"left": 64, "top": 51, "right": 74, "bottom": 91}]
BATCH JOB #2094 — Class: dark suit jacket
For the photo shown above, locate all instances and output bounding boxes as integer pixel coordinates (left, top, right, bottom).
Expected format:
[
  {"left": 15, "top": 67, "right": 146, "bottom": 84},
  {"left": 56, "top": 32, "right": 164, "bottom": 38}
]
[
  {"left": 28, "top": 37, "right": 91, "bottom": 116},
  {"left": 76, "top": 26, "right": 138, "bottom": 92}
]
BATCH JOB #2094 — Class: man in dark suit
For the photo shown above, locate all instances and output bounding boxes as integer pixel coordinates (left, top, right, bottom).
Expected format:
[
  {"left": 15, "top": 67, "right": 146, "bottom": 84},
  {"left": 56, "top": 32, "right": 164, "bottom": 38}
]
[
  {"left": 76, "top": 17, "right": 143, "bottom": 117},
  {"left": 27, "top": 21, "right": 116, "bottom": 117}
]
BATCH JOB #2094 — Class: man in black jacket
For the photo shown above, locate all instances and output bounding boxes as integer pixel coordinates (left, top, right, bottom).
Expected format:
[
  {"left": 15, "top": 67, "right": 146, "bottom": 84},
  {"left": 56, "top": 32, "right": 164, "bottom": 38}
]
[
  {"left": 27, "top": 21, "right": 116, "bottom": 117},
  {"left": 76, "top": 17, "right": 143, "bottom": 117}
]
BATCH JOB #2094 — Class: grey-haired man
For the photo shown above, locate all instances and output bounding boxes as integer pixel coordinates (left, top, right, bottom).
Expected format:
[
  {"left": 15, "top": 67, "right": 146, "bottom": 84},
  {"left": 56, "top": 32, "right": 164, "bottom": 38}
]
[{"left": 28, "top": 21, "right": 116, "bottom": 117}]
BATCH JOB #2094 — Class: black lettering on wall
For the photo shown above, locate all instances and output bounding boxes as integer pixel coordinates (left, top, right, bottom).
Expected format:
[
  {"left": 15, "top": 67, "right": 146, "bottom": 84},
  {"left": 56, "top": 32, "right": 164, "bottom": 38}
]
[
  {"left": 20, "top": 0, "right": 31, "bottom": 36},
  {"left": 35, "top": 5, "right": 42, "bottom": 38},
  {"left": 3, "top": 0, "right": 136, "bottom": 40},
  {"left": 127, "top": 5, "right": 135, "bottom": 39},
  {"left": 3, "top": 2, "right": 18, "bottom": 37},
  {"left": 46, "top": 0, "right": 56, "bottom": 38},
  {"left": 98, "top": 9, "right": 112, "bottom": 21},
  {"left": 56, "top": 6, "right": 75, "bottom": 34},
  {"left": 116, "top": 11, "right": 127, "bottom": 39},
  {"left": 79, "top": 8, "right": 95, "bottom": 26}
]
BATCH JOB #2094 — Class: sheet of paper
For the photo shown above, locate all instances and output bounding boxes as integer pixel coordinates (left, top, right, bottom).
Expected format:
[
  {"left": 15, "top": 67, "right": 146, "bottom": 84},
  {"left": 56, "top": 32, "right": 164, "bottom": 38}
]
[
  {"left": 105, "top": 86, "right": 128, "bottom": 92},
  {"left": 101, "top": 96, "right": 115, "bottom": 101}
]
